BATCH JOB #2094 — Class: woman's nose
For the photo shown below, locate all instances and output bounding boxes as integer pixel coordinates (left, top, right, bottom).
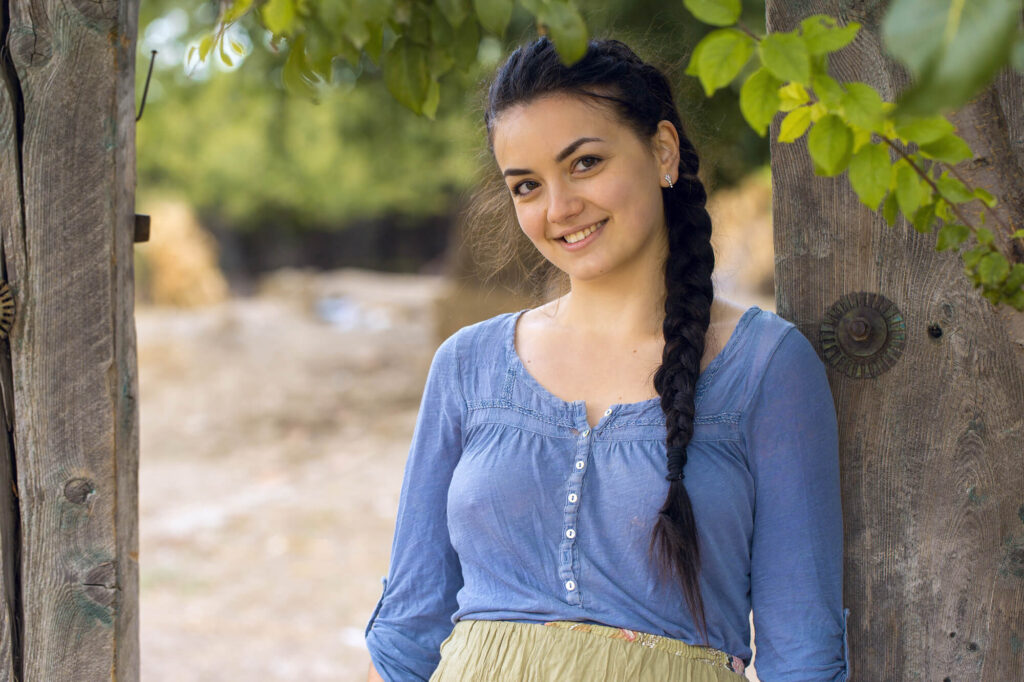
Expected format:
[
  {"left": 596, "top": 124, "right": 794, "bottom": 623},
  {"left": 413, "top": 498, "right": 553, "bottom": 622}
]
[{"left": 546, "top": 179, "right": 584, "bottom": 225}]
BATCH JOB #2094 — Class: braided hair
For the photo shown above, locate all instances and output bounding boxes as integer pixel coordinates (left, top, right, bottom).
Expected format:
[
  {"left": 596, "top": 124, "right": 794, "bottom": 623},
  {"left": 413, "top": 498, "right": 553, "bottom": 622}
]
[{"left": 483, "top": 36, "right": 715, "bottom": 644}]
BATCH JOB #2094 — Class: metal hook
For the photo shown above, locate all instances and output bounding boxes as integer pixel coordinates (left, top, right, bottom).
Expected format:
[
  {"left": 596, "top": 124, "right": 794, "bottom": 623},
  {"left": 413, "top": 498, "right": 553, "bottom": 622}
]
[{"left": 136, "top": 50, "right": 157, "bottom": 122}]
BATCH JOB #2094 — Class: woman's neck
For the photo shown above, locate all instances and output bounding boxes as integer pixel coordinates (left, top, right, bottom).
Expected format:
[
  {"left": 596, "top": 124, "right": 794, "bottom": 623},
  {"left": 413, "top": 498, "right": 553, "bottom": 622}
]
[{"left": 549, "top": 267, "right": 666, "bottom": 341}]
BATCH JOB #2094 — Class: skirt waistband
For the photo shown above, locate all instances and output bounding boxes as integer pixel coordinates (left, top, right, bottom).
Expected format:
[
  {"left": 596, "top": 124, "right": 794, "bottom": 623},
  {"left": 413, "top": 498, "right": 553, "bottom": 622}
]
[{"left": 540, "top": 621, "right": 746, "bottom": 676}]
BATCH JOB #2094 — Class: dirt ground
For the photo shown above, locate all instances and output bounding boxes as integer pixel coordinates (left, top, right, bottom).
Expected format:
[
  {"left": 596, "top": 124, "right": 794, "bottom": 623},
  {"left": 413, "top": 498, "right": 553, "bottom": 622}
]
[{"left": 138, "top": 269, "right": 446, "bottom": 680}]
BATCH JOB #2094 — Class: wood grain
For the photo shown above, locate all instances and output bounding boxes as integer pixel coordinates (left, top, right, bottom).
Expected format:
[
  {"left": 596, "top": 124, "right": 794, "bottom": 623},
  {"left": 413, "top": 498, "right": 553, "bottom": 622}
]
[
  {"left": 767, "top": 1, "right": 1024, "bottom": 679},
  {"left": 1, "top": 0, "right": 139, "bottom": 679}
]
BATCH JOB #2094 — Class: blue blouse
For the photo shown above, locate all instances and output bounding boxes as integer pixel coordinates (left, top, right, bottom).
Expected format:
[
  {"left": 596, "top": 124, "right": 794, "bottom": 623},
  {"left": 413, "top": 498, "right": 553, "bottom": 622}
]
[{"left": 365, "top": 306, "right": 850, "bottom": 681}]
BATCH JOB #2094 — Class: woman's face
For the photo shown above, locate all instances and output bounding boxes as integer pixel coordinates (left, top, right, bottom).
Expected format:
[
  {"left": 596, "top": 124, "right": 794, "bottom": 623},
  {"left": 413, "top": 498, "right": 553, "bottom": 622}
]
[{"left": 490, "top": 93, "right": 679, "bottom": 285}]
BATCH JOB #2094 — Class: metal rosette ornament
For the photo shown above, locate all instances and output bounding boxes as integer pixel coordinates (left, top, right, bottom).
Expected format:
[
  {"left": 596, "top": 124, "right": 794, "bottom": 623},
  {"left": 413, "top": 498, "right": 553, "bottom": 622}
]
[
  {"left": 0, "top": 282, "right": 12, "bottom": 339},
  {"left": 820, "top": 292, "right": 905, "bottom": 379}
]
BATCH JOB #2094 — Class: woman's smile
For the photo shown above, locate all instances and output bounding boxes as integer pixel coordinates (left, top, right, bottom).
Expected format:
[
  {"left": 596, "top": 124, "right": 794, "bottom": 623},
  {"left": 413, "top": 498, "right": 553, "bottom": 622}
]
[{"left": 558, "top": 218, "right": 608, "bottom": 249}]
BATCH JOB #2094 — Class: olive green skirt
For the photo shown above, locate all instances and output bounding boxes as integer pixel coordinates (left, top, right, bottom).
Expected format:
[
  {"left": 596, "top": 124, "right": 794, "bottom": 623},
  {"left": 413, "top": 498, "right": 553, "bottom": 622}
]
[{"left": 429, "top": 619, "right": 747, "bottom": 681}]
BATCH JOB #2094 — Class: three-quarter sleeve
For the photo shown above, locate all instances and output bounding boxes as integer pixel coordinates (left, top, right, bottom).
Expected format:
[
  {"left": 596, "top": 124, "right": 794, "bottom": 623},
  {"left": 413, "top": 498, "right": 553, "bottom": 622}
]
[
  {"left": 365, "top": 332, "right": 466, "bottom": 681},
  {"left": 743, "top": 326, "right": 850, "bottom": 681}
]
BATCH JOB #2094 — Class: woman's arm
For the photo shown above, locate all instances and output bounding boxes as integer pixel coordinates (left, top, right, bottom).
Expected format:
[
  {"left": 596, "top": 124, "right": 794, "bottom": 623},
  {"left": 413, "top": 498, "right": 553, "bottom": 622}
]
[
  {"left": 364, "top": 332, "right": 467, "bottom": 681},
  {"left": 367, "top": 662, "right": 385, "bottom": 682},
  {"left": 743, "top": 326, "right": 850, "bottom": 681}
]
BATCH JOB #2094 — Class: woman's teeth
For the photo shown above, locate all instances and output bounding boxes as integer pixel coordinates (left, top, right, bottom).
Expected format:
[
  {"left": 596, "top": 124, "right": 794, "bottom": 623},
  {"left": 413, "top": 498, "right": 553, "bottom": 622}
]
[{"left": 563, "top": 219, "right": 606, "bottom": 243}]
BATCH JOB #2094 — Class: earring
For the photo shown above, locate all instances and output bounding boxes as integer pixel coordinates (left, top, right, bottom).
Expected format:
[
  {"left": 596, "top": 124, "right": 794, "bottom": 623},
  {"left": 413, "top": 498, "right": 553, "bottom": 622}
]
[{"left": 664, "top": 174, "right": 674, "bottom": 189}]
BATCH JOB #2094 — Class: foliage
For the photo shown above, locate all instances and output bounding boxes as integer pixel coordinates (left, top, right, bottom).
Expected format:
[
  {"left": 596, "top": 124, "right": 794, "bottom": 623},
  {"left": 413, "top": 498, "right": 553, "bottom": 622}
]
[
  {"left": 187, "top": 0, "right": 1024, "bottom": 308},
  {"left": 140, "top": 0, "right": 768, "bottom": 234},
  {"left": 680, "top": 0, "right": 1024, "bottom": 310}
]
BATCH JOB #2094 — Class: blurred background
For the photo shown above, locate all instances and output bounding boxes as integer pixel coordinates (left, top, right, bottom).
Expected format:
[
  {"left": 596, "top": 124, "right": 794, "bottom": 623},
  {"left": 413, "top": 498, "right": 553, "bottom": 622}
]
[{"left": 134, "top": 1, "right": 774, "bottom": 679}]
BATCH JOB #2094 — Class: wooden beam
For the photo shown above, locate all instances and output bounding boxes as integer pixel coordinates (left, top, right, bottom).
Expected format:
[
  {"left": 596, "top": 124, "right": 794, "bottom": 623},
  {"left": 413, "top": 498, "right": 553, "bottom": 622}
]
[
  {"left": 0, "top": 0, "right": 140, "bottom": 678},
  {"left": 767, "top": 1, "right": 1024, "bottom": 679}
]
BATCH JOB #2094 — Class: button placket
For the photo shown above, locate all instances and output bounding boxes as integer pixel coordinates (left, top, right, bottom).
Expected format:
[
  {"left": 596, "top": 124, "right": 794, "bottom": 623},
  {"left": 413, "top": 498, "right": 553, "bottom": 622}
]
[{"left": 559, "top": 422, "right": 593, "bottom": 606}]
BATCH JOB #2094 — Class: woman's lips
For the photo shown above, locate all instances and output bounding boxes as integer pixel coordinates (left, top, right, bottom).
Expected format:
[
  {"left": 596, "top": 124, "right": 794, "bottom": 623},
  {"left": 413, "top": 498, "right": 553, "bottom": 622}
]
[{"left": 558, "top": 219, "right": 607, "bottom": 250}]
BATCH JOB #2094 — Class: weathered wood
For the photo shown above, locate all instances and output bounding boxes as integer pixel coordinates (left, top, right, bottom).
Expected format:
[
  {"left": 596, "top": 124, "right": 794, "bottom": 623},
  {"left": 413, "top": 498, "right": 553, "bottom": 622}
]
[
  {"left": 0, "top": 6, "right": 25, "bottom": 680},
  {"left": 0, "top": 0, "right": 140, "bottom": 679},
  {"left": 767, "top": 1, "right": 1024, "bottom": 679}
]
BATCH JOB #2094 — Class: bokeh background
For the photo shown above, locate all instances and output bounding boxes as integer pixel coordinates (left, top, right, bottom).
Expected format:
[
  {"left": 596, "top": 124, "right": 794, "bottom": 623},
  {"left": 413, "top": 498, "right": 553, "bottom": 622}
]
[{"left": 134, "top": 1, "right": 774, "bottom": 679}]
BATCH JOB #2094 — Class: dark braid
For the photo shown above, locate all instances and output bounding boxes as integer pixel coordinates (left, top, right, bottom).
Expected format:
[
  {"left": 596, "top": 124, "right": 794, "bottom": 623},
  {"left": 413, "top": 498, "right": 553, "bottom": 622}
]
[{"left": 483, "top": 36, "right": 715, "bottom": 645}]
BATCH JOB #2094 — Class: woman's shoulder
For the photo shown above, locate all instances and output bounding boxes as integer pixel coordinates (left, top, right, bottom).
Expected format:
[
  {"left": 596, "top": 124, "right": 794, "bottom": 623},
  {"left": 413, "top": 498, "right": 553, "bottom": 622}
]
[{"left": 433, "top": 308, "right": 523, "bottom": 369}]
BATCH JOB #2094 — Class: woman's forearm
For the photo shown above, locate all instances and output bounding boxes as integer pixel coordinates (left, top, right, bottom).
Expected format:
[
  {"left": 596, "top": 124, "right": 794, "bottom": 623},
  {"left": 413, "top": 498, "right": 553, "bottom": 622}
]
[{"left": 367, "top": 662, "right": 385, "bottom": 682}]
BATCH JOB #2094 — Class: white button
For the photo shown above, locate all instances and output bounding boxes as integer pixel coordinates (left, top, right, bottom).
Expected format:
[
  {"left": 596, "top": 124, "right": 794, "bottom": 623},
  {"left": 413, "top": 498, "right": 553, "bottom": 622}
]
[
  {"left": 581, "top": 429, "right": 590, "bottom": 437},
  {"left": 575, "top": 460, "right": 585, "bottom": 470},
  {"left": 603, "top": 408, "right": 612, "bottom": 416},
  {"left": 566, "top": 528, "right": 576, "bottom": 539},
  {"left": 565, "top": 580, "right": 576, "bottom": 591},
  {"left": 568, "top": 493, "right": 578, "bottom": 503}
]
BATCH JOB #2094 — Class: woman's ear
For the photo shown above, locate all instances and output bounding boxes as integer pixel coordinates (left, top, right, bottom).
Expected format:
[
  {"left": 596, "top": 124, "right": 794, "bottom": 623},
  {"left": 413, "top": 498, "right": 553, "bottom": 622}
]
[{"left": 653, "top": 120, "right": 681, "bottom": 181}]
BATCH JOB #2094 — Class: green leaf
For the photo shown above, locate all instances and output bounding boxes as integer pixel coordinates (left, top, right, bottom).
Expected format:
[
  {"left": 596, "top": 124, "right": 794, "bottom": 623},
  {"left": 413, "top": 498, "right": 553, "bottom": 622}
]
[
  {"left": 428, "top": 42, "right": 455, "bottom": 78},
  {"left": 963, "top": 244, "right": 989, "bottom": 269},
  {"left": 976, "top": 227, "right": 995, "bottom": 245},
  {"left": 437, "top": 0, "right": 471, "bottom": 27},
  {"left": 973, "top": 187, "right": 997, "bottom": 207},
  {"left": 1009, "top": 288, "right": 1024, "bottom": 310},
  {"left": 1002, "top": 263, "right": 1024, "bottom": 292},
  {"left": 800, "top": 14, "right": 860, "bottom": 55},
  {"left": 893, "top": 115, "right": 955, "bottom": 144},
  {"left": 883, "top": 0, "right": 1021, "bottom": 115},
  {"left": 364, "top": 24, "right": 384, "bottom": 64},
  {"left": 260, "top": 0, "right": 296, "bottom": 35},
  {"left": 882, "top": 191, "right": 899, "bottom": 227},
  {"left": 739, "top": 67, "right": 783, "bottom": 136},
  {"left": 917, "top": 134, "right": 972, "bottom": 164},
  {"left": 811, "top": 71, "right": 845, "bottom": 108},
  {"left": 937, "top": 223, "right": 970, "bottom": 250},
  {"left": 540, "top": 0, "right": 589, "bottom": 65},
  {"left": 760, "top": 32, "right": 811, "bottom": 83},
  {"left": 683, "top": 0, "right": 741, "bottom": 27},
  {"left": 383, "top": 36, "right": 430, "bottom": 115},
  {"left": 894, "top": 162, "right": 930, "bottom": 216},
  {"left": 778, "top": 106, "right": 812, "bottom": 142},
  {"left": 218, "top": 40, "right": 234, "bottom": 67},
  {"left": 473, "top": 0, "right": 514, "bottom": 37},
  {"left": 1012, "top": 229, "right": 1024, "bottom": 239},
  {"left": 841, "top": 82, "right": 885, "bottom": 130},
  {"left": 451, "top": 16, "right": 480, "bottom": 69},
  {"left": 198, "top": 34, "right": 214, "bottom": 61},
  {"left": 282, "top": 35, "right": 320, "bottom": 101},
  {"left": 223, "top": 0, "right": 254, "bottom": 23},
  {"left": 422, "top": 78, "right": 441, "bottom": 120},
  {"left": 978, "top": 251, "right": 1010, "bottom": 286},
  {"left": 911, "top": 200, "right": 937, "bottom": 233},
  {"left": 848, "top": 142, "right": 891, "bottom": 210},
  {"left": 777, "top": 82, "right": 809, "bottom": 111},
  {"left": 807, "top": 114, "right": 853, "bottom": 176},
  {"left": 695, "top": 29, "right": 754, "bottom": 96},
  {"left": 936, "top": 173, "right": 973, "bottom": 203}
]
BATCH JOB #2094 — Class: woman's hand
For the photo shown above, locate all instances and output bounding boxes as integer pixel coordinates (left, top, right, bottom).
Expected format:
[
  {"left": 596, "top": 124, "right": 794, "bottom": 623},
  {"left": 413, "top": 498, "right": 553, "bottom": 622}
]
[{"left": 367, "top": 662, "right": 385, "bottom": 682}]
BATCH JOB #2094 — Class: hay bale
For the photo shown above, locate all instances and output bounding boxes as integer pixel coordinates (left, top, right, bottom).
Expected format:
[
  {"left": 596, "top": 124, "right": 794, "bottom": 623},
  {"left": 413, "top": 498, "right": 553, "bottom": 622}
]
[{"left": 135, "top": 198, "right": 229, "bottom": 307}]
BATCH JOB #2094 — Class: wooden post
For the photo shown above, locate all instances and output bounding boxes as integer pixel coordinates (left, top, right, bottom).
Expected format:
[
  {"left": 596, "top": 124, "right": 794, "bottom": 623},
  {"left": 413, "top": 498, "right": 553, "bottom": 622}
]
[
  {"left": 767, "top": 1, "right": 1024, "bottom": 679},
  {"left": 0, "top": 0, "right": 140, "bottom": 679}
]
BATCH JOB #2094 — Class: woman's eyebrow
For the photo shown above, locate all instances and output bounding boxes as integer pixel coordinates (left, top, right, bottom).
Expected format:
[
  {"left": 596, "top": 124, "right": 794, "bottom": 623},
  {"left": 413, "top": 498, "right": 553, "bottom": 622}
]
[{"left": 502, "top": 137, "right": 604, "bottom": 177}]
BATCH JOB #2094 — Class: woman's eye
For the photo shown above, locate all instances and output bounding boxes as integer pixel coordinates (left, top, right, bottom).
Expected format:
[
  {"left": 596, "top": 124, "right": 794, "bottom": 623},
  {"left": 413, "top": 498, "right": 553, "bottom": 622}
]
[
  {"left": 512, "top": 180, "right": 538, "bottom": 197},
  {"left": 575, "top": 155, "right": 602, "bottom": 171}
]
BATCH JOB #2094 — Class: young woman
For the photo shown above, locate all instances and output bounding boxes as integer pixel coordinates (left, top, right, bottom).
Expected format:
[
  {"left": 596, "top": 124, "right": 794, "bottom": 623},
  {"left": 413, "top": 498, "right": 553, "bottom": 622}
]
[{"left": 365, "top": 36, "right": 849, "bottom": 681}]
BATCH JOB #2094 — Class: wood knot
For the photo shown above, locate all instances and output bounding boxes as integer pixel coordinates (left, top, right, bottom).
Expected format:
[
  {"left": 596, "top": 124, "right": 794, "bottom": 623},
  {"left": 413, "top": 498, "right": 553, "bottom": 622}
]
[
  {"left": 64, "top": 478, "right": 95, "bottom": 504},
  {"left": 82, "top": 561, "right": 117, "bottom": 607},
  {"left": 7, "top": 25, "right": 53, "bottom": 68}
]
